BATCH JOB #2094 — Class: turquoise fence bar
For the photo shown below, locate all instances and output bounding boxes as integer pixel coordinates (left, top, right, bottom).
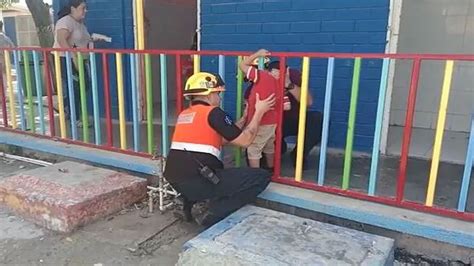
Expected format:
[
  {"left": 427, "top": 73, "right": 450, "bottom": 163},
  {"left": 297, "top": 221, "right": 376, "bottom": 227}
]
[
  {"left": 218, "top": 54, "right": 225, "bottom": 160},
  {"left": 22, "top": 51, "right": 35, "bottom": 133},
  {"left": 317, "top": 57, "right": 335, "bottom": 186},
  {"left": 13, "top": 50, "right": 26, "bottom": 131},
  {"left": 457, "top": 113, "right": 474, "bottom": 212},
  {"left": 66, "top": 52, "right": 77, "bottom": 140},
  {"left": 90, "top": 52, "right": 101, "bottom": 145},
  {"left": 218, "top": 55, "right": 225, "bottom": 110},
  {"left": 258, "top": 57, "right": 265, "bottom": 70},
  {"left": 160, "top": 54, "right": 169, "bottom": 156},
  {"left": 130, "top": 54, "right": 140, "bottom": 152},
  {"left": 32, "top": 51, "right": 45, "bottom": 135},
  {"left": 368, "top": 58, "right": 390, "bottom": 196}
]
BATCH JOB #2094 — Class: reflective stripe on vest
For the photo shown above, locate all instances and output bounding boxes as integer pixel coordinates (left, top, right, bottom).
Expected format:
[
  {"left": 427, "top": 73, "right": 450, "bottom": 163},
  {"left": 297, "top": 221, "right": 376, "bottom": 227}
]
[
  {"left": 170, "top": 142, "right": 221, "bottom": 158},
  {"left": 171, "top": 104, "right": 222, "bottom": 159}
]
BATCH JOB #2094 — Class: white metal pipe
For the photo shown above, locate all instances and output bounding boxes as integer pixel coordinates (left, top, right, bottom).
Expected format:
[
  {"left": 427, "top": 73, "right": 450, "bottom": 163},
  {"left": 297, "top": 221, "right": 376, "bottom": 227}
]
[
  {"left": 0, "top": 152, "right": 53, "bottom": 166},
  {"left": 196, "top": 0, "right": 201, "bottom": 51}
]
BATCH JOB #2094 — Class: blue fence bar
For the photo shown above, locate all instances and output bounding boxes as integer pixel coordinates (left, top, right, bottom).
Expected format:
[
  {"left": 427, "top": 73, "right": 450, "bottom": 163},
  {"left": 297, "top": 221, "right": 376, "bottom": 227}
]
[
  {"left": 368, "top": 58, "right": 390, "bottom": 196},
  {"left": 317, "top": 57, "right": 335, "bottom": 186}
]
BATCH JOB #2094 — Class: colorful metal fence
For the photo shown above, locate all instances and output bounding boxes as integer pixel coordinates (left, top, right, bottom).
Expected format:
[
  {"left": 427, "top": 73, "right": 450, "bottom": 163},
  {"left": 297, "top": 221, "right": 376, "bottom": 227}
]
[{"left": 0, "top": 47, "right": 473, "bottom": 221}]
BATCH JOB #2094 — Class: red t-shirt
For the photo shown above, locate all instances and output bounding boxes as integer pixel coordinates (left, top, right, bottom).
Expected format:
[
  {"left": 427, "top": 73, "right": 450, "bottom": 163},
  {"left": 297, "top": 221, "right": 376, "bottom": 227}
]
[{"left": 246, "top": 66, "right": 278, "bottom": 125}]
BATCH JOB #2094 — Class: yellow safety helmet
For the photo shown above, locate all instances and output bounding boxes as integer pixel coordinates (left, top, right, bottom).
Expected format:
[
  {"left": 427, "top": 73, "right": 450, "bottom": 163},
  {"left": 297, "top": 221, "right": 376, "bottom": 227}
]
[{"left": 184, "top": 72, "right": 225, "bottom": 97}]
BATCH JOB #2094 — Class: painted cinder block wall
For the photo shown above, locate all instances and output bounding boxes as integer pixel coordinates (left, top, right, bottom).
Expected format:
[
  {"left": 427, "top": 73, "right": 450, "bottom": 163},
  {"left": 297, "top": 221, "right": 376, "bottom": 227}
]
[
  {"left": 200, "top": 0, "right": 390, "bottom": 151},
  {"left": 53, "top": 0, "right": 135, "bottom": 119}
]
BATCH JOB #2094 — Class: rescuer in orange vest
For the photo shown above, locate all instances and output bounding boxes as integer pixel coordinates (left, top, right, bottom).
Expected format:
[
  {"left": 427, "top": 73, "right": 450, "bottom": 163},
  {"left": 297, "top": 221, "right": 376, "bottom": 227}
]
[{"left": 164, "top": 72, "right": 276, "bottom": 226}]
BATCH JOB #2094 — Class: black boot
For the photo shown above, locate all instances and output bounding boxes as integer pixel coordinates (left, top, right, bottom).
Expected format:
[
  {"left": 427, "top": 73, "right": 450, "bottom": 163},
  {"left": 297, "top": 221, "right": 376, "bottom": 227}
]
[
  {"left": 194, "top": 211, "right": 220, "bottom": 228},
  {"left": 173, "top": 197, "right": 194, "bottom": 222}
]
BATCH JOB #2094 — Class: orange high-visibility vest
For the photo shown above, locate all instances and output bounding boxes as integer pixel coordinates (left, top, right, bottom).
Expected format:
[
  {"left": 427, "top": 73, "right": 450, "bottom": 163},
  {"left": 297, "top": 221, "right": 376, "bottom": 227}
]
[{"left": 171, "top": 104, "right": 222, "bottom": 159}]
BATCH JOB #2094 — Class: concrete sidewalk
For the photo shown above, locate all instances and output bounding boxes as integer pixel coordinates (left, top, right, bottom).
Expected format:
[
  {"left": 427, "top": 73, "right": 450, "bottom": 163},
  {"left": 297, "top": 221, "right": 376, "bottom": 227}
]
[{"left": 0, "top": 157, "right": 202, "bottom": 266}]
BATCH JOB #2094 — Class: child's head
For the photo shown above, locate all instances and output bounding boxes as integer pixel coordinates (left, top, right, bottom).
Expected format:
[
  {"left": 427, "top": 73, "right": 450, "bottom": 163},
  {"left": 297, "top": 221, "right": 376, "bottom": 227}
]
[{"left": 267, "top": 61, "right": 286, "bottom": 79}]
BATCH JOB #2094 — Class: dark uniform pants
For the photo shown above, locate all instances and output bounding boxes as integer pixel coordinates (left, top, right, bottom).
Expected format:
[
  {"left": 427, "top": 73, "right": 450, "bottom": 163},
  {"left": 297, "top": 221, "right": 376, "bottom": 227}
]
[{"left": 171, "top": 168, "right": 271, "bottom": 221}]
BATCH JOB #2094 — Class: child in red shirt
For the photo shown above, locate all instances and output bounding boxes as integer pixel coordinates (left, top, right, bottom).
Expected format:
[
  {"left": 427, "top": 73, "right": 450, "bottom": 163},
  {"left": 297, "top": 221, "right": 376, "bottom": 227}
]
[{"left": 239, "top": 49, "right": 279, "bottom": 170}]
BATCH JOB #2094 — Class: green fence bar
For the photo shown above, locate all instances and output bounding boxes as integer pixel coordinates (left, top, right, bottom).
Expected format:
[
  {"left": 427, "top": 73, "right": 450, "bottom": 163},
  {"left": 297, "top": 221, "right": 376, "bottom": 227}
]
[
  {"left": 235, "top": 55, "right": 243, "bottom": 167},
  {"left": 342, "top": 57, "right": 361, "bottom": 190},
  {"left": 145, "top": 54, "right": 154, "bottom": 154},
  {"left": 22, "top": 50, "right": 35, "bottom": 133},
  {"left": 77, "top": 52, "right": 89, "bottom": 142}
]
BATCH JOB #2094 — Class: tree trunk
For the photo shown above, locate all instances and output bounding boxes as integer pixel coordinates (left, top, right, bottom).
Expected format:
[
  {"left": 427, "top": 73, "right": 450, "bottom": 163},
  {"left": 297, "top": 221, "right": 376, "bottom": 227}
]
[
  {"left": 25, "top": 0, "right": 56, "bottom": 90},
  {"left": 25, "top": 0, "right": 54, "bottom": 48}
]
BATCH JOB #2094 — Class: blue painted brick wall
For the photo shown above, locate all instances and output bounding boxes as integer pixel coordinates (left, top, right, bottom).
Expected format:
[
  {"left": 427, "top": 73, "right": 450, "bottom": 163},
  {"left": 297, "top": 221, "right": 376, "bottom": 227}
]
[
  {"left": 201, "top": 0, "right": 389, "bottom": 152},
  {"left": 53, "top": 0, "right": 134, "bottom": 120}
]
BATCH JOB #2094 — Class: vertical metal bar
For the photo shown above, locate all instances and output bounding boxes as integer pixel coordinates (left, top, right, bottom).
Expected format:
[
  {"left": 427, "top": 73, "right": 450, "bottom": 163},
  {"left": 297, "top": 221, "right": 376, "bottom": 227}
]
[
  {"left": 457, "top": 113, "right": 474, "bottom": 212},
  {"left": 193, "top": 54, "right": 200, "bottom": 74},
  {"left": 116, "top": 52, "right": 126, "bottom": 149},
  {"left": 295, "top": 57, "right": 311, "bottom": 182},
  {"left": 102, "top": 53, "right": 113, "bottom": 147},
  {"left": 317, "top": 57, "right": 335, "bottom": 186},
  {"left": 235, "top": 55, "right": 243, "bottom": 167},
  {"left": 175, "top": 54, "right": 183, "bottom": 113},
  {"left": 33, "top": 51, "right": 45, "bottom": 134},
  {"left": 145, "top": 53, "right": 154, "bottom": 154},
  {"left": 426, "top": 60, "right": 454, "bottom": 207},
  {"left": 77, "top": 52, "right": 89, "bottom": 142},
  {"left": 274, "top": 57, "right": 287, "bottom": 179},
  {"left": 4, "top": 51, "right": 16, "bottom": 129},
  {"left": 130, "top": 53, "right": 140, "bottom": 152},
  {"left": 22, "top": 50, "right": 35, "bottom": 133},
  {"left": 160, "top": 54, "right": 169, "bottom": 156},
  {"left": 53, "top": 51, "right": 66, "bottom": 138},
  {"left": 14, "top": 51, "right": 26, "bottom": 131},
  {"left": 368, "top": 58, "right": 390, "bottom": 196},
  {"left": 90, "top": 52, "right": 101, "bottom": 145},
  {"left": 66, "top": 52, "right": 77, "bottom": 140},
  {"left": 43, "top": 51, "right": 55, "bottom": 136},
  {"left": 218, "top": 55, "right": 225, "bottom": 110},
  {"left": 396, "top": 59, "right": 421, "bottom": 202},
  {"left": 0, "top": 68, "right": 7, "bottom": 127},
  {"left": 342, "top": 57, "right": 361, "bottom": 190}
]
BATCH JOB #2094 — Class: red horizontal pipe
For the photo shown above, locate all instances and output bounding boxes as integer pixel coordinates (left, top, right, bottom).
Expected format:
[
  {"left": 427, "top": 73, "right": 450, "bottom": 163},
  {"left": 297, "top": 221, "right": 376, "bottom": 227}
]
[
  {"left": 273, "top": 177, "right": 474, "bottom": 222},
  {"left": 2, "top": 47, "right": 474, "bottom": 61},
  {"left": 0, "top": 127, "right": 151, "bottom": 159}
]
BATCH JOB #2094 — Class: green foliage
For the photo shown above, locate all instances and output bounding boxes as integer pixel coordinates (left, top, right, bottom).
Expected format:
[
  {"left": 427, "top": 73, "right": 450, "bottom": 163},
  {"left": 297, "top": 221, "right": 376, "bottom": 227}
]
[{"left": 0, "top": 0, "right": 20, "bottom": 9}]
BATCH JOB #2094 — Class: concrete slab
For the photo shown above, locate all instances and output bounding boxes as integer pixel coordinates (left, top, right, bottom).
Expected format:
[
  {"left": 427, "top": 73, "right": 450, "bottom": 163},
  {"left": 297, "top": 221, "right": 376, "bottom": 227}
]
[
  {"left": 0, "top": 161, "right": 147, "bottom": 232},
  {"left": 260, "top": 183, "right": 474, "bottom": 249},
  {"left": 178, "top": 206, "right": 394, "bottom": 266}
]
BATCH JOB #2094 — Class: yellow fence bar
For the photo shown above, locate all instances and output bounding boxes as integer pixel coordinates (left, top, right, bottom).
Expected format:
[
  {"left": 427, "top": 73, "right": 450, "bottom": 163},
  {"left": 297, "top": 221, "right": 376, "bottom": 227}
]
[
  {"left": 4, "top": 51, "right": 16, "bottom": 128},
  {"left": 295, "top": 57, "right": 310, "bottom": 182},
  {"left": 54, "top": 51, "right": 66, "bottom": 138},
  {"left": 116, "top": 53, "right": 127, "bottom": 149},
  {"left": 193, "top": 55, "right": 200, "bottom": 74},
  {"left": 136, "top": 0, "right": 145, "bottom": 50},
  {"left": 425, "top": 60, "right": 454, "bottom": 206}
]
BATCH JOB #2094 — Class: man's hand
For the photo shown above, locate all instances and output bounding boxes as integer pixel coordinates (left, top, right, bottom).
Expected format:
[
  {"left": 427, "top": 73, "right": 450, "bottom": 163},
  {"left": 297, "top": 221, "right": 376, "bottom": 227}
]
[
  {"left": 231, "top": 93, "right": 276, "bottom": 148},
  {"left": 235, "top": 102, "right": 249, "bottom": 129},
  {"left": 255, "top": 49, "right": 271, "bottom": 58},
  {"left": 284, "top": 67, "right": 292, "bottom": 87},
  {"left": 240, "top": 49, "right": 271, "bottom": 75},
  {"left": 242, "top": 102, "right": 249, "bottom": 119},
  {"left": 255, "top": 93, "right": 276, "bottom": 114}
]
